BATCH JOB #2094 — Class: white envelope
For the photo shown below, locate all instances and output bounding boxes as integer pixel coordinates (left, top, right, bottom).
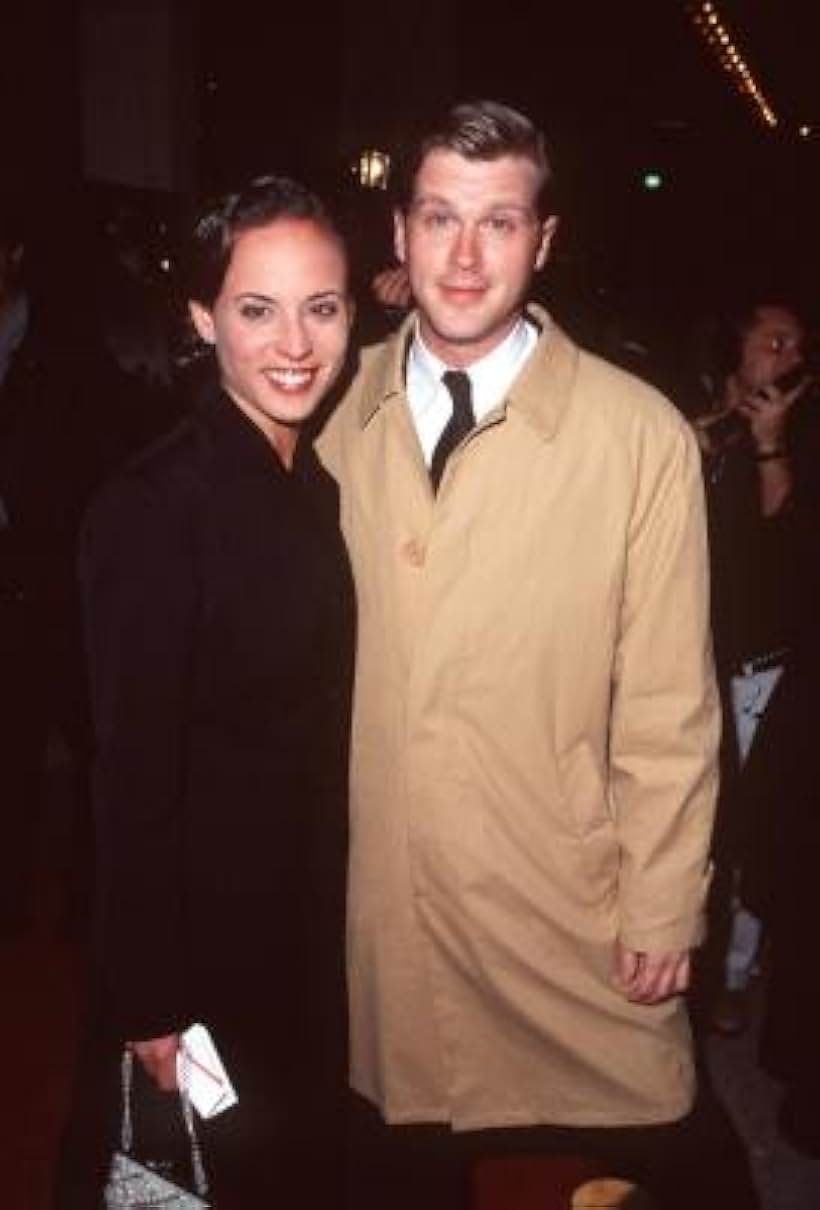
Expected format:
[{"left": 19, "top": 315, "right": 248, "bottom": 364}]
[{"left": 177, "top": 1023, "right": 239, "bottom": 1120}]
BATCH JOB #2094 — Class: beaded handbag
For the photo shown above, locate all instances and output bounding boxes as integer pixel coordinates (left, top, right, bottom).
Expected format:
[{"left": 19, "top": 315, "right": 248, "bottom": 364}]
[{"left": 104, "top": 1048, "right": 210, "bottom": 1209}]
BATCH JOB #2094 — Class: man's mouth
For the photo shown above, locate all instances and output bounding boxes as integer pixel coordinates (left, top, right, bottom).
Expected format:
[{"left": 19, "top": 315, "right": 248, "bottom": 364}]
[{"left": 440, "top": 283, "right": 486, "bottom": 302}]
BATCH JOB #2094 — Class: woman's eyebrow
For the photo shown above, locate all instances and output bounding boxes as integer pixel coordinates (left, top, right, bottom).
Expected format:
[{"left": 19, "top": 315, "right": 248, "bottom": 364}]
[{"left": 233, "top": 290, "right": 344, "bottom": 302}]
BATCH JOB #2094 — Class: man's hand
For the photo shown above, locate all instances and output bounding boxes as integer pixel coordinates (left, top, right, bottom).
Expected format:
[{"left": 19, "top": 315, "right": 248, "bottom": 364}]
[
  {"left": 130, "top": 1033, "right": 180, "bottom": 1091},
  {"left": 613, "top": 942, "right": 690, "bottom": 1004},
  {"left": 371, "top": 265, "right": 412, "bottom": 311}
]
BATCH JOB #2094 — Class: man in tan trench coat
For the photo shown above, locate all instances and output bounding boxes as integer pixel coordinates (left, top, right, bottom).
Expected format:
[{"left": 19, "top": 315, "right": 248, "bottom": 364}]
[{"left": 320, "top": 101, "right": 758, "bottom": 1209}]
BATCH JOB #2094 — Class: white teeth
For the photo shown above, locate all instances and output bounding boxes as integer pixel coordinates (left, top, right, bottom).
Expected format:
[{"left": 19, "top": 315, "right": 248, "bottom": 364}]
[{"left": 265, "top": 369, "right": 315, "bottom": 388}]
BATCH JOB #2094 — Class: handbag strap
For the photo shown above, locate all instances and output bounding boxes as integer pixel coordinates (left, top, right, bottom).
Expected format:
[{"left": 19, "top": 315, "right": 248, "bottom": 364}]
[
  {"left": 119, "top": 1046, "right": 209, "bottom": 1198},
  {"left": 179, "top": 1046, "right": 209, "bottom": 1197}
]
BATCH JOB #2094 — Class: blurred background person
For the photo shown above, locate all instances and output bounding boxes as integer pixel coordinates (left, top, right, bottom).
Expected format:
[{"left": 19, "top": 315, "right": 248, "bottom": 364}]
[
  {"left": 369, "top": 262, "right": 412, "bottom": 332},
  {"left": 0, "top": 194, "right": 182, "bottom": 942},
  {"left": 755, "top": 320, "right": 820, "bottom": 1157},
  {"left": 689, "top": 297, "right": 810, "bottom": 1036},
  {"left": 0, "top": 199, "right": 39, "bottom": 938}
]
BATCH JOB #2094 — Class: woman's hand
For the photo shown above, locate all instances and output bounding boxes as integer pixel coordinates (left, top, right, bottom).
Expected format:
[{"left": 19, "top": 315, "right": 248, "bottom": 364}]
[
  {"left": 130, "top": 1033, "right": 180, "bottom": 1091},
  {"left": 737, "top": 376, "right": 805, "bottom": 453}
]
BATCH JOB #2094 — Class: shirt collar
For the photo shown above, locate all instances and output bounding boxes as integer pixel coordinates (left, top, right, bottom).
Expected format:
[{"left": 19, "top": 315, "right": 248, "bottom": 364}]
[
  {"left": 357, "top": 303, "right": 576, "bottom": 441},
  {"left": 407, "top": 316, "right": 538, "bottom": 423}
]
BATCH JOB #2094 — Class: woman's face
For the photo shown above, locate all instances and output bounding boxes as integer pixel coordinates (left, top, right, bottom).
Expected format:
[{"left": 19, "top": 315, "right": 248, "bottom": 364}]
[
  {"left": 190, "top": 218, "right": 352, "bottom": 460},
  {"left": 736, "top": 305, "right": 804, "bottom": 395}
]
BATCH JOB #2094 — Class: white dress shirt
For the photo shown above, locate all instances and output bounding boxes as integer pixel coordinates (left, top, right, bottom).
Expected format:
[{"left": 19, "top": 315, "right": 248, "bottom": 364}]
[{"left": 405, "top": 316, "right": 539, "bottom": 466}]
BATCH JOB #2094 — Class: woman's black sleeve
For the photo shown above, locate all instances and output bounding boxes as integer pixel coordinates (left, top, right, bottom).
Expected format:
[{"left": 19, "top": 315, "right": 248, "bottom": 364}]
[{"left": 80, "top": 472, "right": 197, "bottom": 1042}]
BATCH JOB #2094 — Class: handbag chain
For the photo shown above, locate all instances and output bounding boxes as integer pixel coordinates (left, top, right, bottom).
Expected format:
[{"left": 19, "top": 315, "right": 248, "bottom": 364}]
[{"left": 120, "top": 1045, "right": 209, "bottom": 1198}]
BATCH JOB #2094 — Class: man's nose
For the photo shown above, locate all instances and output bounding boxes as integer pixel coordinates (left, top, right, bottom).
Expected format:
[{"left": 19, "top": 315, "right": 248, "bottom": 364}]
[{"left": 452, "top": 222, "right": 480, "bottom": 268}]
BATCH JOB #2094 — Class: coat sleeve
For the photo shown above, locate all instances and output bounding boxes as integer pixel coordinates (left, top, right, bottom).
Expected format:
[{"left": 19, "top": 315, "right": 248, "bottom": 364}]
[
  {"left": 609, "top": 418, "right": 720, "bottom": 954},
  {"left": 80, "top": 473, "right": 197, "bottom": 1041}
]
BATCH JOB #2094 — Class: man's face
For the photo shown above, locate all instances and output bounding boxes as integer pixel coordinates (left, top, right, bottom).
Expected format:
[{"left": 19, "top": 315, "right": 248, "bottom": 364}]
[
  {"left": 394, "top": 150, "right": 557, "bottom": 367},
  {"left": 735, "top": 305, "right": 804, "bottom": 395}
]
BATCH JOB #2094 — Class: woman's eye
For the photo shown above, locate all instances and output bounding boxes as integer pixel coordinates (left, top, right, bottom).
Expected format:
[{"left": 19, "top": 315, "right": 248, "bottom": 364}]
[
  {"left": 238, "top": 302, "right": 270, "bottom": 321},
  {"left": 310, "top": 300, "right": 341, "bottom": 320}
]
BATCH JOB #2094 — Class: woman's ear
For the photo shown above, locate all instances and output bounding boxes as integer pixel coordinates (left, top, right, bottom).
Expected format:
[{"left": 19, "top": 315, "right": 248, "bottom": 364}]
[{"left": 189, "top": 300, "right": 216, "bottom": 345}]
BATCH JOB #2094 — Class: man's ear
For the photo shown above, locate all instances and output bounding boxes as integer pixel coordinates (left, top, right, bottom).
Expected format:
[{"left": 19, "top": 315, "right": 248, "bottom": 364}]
[
  {"left": 189, "top": 300, "right": 216, "bottom": 345},
  {"left": 534, "top": 215, "right": 559, "bottom": 272},
  {"left": 393, "top": 209, "right": 407, "bottom": 266}
]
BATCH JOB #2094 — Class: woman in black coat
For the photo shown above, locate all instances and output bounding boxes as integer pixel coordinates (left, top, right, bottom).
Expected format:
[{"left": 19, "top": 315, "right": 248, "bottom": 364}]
[{"left": 58, "top": 176, "right": 356, "bottom": 1207}]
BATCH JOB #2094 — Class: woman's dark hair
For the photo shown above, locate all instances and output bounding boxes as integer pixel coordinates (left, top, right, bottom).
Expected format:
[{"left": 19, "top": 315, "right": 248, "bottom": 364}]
[
  {"left": 705, "top": 296, "right": 803, "bottom": 389},
  {"left": 394, "top": 100, "right": 555, "bottom": 218},
  {"left": 183, "top": 175, "right": 345, "bottom": 308}
]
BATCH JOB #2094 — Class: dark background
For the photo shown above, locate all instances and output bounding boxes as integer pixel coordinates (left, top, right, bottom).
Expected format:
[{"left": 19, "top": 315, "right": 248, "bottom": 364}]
[{"left": 3, "top": 0, "right": 818, "bottom": 335}]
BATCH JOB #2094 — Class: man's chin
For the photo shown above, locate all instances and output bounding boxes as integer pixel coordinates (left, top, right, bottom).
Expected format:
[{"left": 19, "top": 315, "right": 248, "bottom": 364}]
[
  {"left": 426, "top": 313, "right": 492, "bottom": 345},
  {"left": 427, "top": 314, "right": 514, "bottom": 349}
]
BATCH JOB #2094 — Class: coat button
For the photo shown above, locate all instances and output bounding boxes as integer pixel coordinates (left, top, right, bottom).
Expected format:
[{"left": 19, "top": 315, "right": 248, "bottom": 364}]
[{"left": 401, "top": 538, "right": 425, "bottom": 567}]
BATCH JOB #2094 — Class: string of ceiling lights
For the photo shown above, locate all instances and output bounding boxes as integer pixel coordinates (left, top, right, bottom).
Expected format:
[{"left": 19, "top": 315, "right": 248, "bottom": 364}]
[{"left": 686, "top": 1, "right": 812, "bottom": 139}]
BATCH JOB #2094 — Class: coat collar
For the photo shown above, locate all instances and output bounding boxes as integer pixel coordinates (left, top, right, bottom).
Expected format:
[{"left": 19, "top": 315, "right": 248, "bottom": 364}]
[
  {"left": 197, "top": 379, "right": 318, "bottom": 481},
  {"left": 356, "top": 303, "right": 579, "bottom": 441}
]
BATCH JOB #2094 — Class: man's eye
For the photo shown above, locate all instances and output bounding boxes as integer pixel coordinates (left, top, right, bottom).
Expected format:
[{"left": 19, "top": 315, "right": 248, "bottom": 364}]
[
  {"left": 423, "top": 210, "right": 454, "bottom": 229},
  {"left": 239, "top": 302, "right": 270, "bottom": 321},
  {"left": 484, "top": 215, "right": 516, "bottom": 234}
]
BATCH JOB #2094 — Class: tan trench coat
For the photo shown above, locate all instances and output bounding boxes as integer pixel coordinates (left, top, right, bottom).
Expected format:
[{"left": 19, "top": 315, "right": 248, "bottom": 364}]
[{"left": 318, "top": 307, "right": 719, "bottom": 1129}]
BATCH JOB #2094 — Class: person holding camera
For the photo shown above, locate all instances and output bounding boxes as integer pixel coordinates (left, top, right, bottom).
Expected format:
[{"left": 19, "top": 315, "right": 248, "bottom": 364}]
[{"left": 692, "top": 298, "right": 809, "bottom": 1037}]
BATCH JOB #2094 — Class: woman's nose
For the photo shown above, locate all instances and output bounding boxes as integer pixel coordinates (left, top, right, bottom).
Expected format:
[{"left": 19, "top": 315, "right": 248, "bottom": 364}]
[{"left": 274, "top": 314, "right": 312, "bottom": 360}]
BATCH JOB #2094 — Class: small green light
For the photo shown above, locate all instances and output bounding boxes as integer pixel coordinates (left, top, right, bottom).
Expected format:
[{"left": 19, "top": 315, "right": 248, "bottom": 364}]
[{"left": 643, "top": 171, "right": 663, "bottom": 190}]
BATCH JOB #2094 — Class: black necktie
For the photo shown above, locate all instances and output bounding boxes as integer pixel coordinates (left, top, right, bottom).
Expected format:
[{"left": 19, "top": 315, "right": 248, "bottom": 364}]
[{"left": 431, "top": 370, "right": 475, "bottom": 491}]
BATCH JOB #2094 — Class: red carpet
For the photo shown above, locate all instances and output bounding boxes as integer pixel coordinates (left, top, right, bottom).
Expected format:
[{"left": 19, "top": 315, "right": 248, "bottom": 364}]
[{"left": 1, "top": 882, "right": 85, "bottom": 1207}]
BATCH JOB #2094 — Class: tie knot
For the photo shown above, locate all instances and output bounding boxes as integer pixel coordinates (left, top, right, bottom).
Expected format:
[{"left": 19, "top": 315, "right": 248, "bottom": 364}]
[{"left": 441, "top": 370, "right": 474, "bottom": 425}]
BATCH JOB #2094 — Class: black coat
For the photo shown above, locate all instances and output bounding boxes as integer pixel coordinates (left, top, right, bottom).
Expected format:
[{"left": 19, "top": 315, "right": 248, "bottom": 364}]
[
  {"left": 759, "top": 392, "right": 820, "bottom": 1086},
  {"left": 80, "top": 385, "right": 354, "bottom": 1076}
]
